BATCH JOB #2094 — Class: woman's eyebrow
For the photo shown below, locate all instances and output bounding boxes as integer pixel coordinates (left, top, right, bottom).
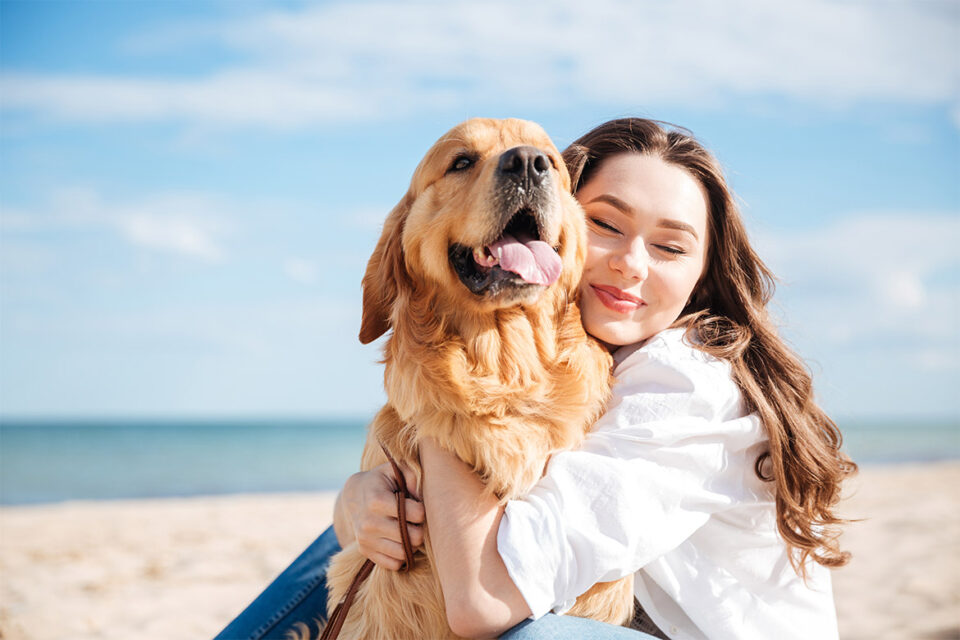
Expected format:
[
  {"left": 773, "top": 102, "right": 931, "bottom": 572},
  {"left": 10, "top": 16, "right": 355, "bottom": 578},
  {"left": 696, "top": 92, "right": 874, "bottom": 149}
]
[
  {"left": 584, "top": 194, "right": 633, "bottom": 213},
  {"left": 657, "top": 218, "right": 699, "bottom": 240}
]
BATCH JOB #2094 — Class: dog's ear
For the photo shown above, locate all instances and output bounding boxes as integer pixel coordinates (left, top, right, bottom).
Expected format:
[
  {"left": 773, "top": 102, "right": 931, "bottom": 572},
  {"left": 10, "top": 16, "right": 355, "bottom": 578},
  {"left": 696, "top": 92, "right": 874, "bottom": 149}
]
[
  {"left": 558, "top": 194, "right": 589, "bottom": 300},
  {"left": 359, "top": 193, "right": 413, "bottom": 344}
]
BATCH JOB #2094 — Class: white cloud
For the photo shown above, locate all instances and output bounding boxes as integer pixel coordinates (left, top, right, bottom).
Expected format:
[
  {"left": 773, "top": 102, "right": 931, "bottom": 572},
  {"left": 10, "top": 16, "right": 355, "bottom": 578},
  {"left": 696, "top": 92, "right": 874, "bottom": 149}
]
[
  {"left": 2, "top": 0, "right": 957, "bottom": 128},
  {"left": 119, "top": 212, "right": 224, "bottom": 261},
  {"left": 755, "top": 212, "right": 960, "bottom": 350},
  {"left": 0, "top": 71, "right": 382, "bottom": 129},
  {"left": 910, "top": 349, "right": 959, "bottom": 372},
  {"left": 757, "top": 212, "right": 958, "bottom": 271},
  {"left": 750, "top": 211, "right": 959, "bottom": 417},
  {"left": 283, "top": 257, "right": 319, "bottom": 285},
  {"left": 0, "top": 207, "right": 36, "bottom": 231},
  {"left": 341, "top": 207, "right": 397, "bottom": 232},
  {"left": 0, "top": 295, "right": 383, "bottom": 417},
  {"left": 884, "top": 271, "right": 926, "bottom": 311},
  {"left": 4, "top": 188, "right": 230, "bottom": 262}
]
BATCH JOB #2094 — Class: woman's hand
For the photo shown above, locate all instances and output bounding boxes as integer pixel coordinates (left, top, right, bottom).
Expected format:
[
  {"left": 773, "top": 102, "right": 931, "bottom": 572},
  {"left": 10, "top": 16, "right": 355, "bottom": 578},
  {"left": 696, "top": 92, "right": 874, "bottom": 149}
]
[{"left": 333, "top": 463, "right": 425, "bottom": 570}]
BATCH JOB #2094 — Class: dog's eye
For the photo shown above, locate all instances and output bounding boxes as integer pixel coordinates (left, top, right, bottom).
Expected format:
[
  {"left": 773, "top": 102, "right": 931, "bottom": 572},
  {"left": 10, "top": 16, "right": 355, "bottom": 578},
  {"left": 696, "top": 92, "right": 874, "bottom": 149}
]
[{"left": 448, "top": 155, "right": 474, "bottom": 173}]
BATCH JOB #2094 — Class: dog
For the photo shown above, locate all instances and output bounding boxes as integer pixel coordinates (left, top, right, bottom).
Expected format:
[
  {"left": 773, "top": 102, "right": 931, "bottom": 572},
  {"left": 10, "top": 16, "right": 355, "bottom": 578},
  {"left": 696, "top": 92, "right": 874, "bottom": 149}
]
[{"left": 319, "top": 118, "right": 634, "bottom": 640}]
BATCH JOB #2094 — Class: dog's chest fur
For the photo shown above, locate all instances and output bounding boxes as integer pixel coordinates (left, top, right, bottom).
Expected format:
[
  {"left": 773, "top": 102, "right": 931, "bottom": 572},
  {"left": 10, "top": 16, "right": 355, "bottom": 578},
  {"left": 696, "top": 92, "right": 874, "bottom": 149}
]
[
  {"left": 324, "top": 289, "right": 630, "bottom": 640},
  {"left": 379, "top": 291, "right": 611, "bottom": 501}
]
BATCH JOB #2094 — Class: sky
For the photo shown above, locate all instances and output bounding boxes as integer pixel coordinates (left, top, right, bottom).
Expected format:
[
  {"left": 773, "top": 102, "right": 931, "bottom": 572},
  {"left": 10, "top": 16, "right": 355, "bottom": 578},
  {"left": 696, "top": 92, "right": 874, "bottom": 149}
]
[{"left": 1, "top": 0, "right": 958, "bottom": 422}]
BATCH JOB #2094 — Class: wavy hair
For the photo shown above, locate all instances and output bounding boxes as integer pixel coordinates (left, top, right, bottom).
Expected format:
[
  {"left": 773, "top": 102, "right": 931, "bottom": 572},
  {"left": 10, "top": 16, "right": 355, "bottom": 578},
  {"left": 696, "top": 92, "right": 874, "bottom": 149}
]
[{"left": 563, "top": 118, "right": 857, "bottom": 575}]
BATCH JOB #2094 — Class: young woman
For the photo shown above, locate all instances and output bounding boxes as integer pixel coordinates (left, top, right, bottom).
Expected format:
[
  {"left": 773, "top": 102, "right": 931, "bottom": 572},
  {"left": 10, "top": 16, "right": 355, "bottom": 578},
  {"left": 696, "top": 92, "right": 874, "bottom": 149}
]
[{"left": 215, "top": 118, "right": 855, "bottom": 640}]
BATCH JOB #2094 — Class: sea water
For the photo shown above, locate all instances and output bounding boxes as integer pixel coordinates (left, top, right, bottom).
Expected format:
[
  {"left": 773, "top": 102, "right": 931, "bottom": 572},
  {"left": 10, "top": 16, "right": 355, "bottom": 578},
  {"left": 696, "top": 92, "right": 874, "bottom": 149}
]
[
  {"left": 0, "top": 418, "right": 957, "bottom": 505},
  {"left": 0, "top": 419, "right": 367, "bottom": 505}
]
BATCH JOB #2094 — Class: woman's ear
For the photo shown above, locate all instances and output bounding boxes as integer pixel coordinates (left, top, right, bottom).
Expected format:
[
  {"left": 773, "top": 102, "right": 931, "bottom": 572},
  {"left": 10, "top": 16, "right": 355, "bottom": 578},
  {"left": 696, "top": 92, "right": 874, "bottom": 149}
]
[{"left": 359, "top": 193, "right": 413, "bottom": 344}]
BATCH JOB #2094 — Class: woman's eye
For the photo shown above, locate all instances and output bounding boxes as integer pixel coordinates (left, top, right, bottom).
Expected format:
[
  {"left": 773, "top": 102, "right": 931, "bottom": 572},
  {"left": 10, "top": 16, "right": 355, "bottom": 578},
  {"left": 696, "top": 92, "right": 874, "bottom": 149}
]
[
  {"left": 448, "top": 155, "right": 474, "bottom": 173},
  {"left": 589, "top": 218, "right": 620, "bottom": 233},
  {"left": 654, "top": 244, "right": 686, "bottom": 256}
]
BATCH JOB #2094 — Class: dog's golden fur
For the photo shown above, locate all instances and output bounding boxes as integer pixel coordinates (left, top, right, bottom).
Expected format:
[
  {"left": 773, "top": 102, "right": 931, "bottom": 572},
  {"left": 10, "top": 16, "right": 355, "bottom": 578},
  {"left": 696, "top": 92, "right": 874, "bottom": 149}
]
[{"left": 318, "top": 118, "right": 634, "bottom": 640}]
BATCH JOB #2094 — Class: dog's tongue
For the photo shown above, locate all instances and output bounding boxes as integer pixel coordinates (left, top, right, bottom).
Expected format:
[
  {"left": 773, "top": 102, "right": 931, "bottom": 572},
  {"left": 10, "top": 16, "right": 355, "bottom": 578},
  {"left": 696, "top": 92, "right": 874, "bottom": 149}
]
[{"left": 489, "top": 234, "right": 562, "bottom": 286}]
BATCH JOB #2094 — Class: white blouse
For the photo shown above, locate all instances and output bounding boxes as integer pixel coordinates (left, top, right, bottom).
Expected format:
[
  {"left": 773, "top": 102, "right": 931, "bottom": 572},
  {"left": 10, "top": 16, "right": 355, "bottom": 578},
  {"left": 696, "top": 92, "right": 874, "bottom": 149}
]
[{"left": 497, "top": 328, "right": 838, "bottom": 640}]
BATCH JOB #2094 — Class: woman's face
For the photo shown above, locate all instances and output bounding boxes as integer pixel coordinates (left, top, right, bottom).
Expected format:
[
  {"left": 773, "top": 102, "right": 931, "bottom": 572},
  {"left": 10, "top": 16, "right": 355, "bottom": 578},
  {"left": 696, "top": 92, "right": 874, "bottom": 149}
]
[{"left": 577, "top": 153, "right": 710, "bottom": 350}]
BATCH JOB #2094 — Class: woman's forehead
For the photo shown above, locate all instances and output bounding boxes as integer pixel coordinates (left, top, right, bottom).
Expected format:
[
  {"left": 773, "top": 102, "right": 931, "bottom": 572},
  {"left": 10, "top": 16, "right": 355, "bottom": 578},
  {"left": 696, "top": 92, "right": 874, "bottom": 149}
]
[{"left": 581, "top": 153, "right": 709, "bottom": 232}]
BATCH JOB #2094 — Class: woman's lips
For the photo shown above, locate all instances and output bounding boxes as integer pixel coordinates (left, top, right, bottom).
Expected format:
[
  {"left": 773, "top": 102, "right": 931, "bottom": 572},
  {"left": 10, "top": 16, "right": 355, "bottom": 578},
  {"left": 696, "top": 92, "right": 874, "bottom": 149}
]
[{"left": 590, "top": 284, "right": 645, "bottom": 314}]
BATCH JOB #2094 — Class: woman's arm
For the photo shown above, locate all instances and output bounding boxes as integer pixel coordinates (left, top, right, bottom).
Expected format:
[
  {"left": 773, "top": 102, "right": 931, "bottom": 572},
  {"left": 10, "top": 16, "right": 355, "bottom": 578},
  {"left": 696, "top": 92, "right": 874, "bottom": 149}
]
[
  {"left": 333, "top": 462, "right": 425, "bottom": 570},
  {"left": 422, "top": 336, "right": 755, "bottom": 635},
  {"left": 420, "top": 437, "right": 531, "bottom": 639}
]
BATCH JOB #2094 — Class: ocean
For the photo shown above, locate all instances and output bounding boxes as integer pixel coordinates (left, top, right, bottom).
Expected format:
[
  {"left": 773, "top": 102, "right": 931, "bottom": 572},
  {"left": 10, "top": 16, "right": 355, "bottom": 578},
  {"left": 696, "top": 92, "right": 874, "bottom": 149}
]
[
  {"left": 1, "top": 418, "right": 957, "bottom": 505},
  {"left": 0, "top": 419, "right": 367, "bottom": 505}
]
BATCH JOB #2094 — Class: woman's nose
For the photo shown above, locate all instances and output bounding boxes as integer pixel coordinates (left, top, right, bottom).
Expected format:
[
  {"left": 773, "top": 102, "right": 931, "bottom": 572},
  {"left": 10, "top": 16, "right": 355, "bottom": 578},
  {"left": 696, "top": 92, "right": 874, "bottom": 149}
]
[{"left": 610, "top": 240, "right": 649, "bottom": 280}]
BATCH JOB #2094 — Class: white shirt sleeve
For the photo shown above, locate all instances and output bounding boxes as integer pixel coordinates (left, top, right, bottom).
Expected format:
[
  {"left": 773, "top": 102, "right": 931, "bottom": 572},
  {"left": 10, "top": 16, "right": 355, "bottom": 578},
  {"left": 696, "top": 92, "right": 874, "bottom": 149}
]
[{"left": 497, "top": 330, "right": 767, "bottom": 619}]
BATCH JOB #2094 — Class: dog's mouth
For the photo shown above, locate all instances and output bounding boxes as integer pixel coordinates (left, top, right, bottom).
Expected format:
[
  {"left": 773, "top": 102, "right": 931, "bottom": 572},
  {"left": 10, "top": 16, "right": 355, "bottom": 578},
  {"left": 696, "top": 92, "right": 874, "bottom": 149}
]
[{"left": 449, "top": 209, "right": 561, "bottom": 296}]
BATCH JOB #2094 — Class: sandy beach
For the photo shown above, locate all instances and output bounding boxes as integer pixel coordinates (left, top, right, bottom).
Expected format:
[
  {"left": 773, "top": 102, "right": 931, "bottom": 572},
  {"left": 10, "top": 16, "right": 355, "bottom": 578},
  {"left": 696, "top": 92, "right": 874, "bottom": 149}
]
[{"left": 1, "top": 462, "right": 957, "bottom": 640}]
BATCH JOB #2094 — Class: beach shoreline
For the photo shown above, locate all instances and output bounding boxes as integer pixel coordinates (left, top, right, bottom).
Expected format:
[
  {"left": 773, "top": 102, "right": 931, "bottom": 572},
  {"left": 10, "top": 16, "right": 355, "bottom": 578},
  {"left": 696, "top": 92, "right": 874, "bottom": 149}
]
[{"left": 1, "top": 462, "right": 958, "bottom": 639}]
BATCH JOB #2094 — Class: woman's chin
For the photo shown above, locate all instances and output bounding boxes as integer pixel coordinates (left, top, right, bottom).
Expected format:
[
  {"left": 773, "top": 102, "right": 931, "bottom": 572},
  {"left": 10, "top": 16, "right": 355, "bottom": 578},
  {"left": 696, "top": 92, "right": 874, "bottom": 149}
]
[{"left": 584, "top": 320, "right": 642, "bottom": 351}]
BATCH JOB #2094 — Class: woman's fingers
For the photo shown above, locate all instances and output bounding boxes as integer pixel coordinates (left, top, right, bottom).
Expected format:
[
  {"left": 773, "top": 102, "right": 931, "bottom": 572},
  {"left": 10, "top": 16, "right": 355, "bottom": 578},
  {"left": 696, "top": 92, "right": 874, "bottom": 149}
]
[
  {"left": 357, "top": 512, "right": 396, "bottom": 543},
  {"left": 374, "top": 461, "right": 421, "bottom": 499},
  {"left": 368, "top": 553, "right": 403, "bottom": 571},
  {"left": 397, "top": 463, "right": 421, "bottom": 500},
  {"left": 367, "top": 463, "right": 425, "bottom": 526},
  {"left": 406, "top": 522, "right": 424, "bottom": 548},
  {"left": 366, "top": 492, "right": 424, "bottom": 524},
  {"left": 368, "top": 488, "right": 401, "bottom": 517},
  {"left": 351, "top": 460, "right": 426, "bottom": 568},
  {"left": 377, "top": 517, "right": 424, "bottom": 549},
  {"left": 358, "top": 508, "right": 423, "bottom": 541},
  {"left": 372, "top": 496, "right": 425, "bottom": 547},
  {"left": 404, "top": 498, "right": 425, "bottom": 524},
  {"left": 360, "top": 538, "right": 405, "bottom": 571},
  {"left": 358, "top": 535, "right": 421, "bottom": 571}
]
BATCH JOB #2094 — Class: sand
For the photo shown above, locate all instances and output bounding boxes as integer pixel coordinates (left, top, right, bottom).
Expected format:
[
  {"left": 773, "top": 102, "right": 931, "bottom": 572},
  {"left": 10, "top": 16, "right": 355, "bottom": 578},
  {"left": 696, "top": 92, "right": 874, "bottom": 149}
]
[
  {"left": 1, "top": 462, "right": 957, "bottom": 640},
  {"left": 833, "top": 462, "right": 960, "bottom": 639}
]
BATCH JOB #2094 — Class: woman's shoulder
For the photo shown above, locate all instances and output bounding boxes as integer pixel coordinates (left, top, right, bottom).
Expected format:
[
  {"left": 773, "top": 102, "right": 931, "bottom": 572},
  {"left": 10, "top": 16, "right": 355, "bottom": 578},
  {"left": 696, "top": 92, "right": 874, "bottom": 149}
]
[
  {"left": 614, "top": 327, "right": 729, "bottom": 379},
  {"left": 610, "top": 327, "right": 743, "bottom": 422}
]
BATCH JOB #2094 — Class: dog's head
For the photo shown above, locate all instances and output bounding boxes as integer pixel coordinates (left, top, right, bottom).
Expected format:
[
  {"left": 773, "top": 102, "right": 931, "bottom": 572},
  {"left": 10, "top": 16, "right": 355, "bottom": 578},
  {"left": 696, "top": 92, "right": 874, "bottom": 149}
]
[{"left": 360, "top": 118, "right": 586, "bottom": 344}]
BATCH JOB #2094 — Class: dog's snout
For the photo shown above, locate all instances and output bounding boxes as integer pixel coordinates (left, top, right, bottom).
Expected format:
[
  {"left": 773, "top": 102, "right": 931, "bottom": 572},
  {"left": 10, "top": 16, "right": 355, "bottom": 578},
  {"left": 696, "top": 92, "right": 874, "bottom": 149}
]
[{"left": 497, "top": 146, "right": 550, "bottom": 185}]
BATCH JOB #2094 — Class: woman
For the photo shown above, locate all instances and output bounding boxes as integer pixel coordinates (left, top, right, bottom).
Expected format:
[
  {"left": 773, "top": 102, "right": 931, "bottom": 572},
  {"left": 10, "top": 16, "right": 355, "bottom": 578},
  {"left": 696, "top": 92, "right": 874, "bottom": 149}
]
[{"left": 216, "top": 118, "right": 855, "bottom": 640}]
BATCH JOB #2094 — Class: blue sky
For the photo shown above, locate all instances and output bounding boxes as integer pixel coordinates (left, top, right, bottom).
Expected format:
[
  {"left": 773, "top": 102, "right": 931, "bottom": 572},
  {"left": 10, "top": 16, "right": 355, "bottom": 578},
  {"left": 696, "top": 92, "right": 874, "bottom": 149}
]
[{"left": 1, "top": 0, "right": 957, "bottom": 421}]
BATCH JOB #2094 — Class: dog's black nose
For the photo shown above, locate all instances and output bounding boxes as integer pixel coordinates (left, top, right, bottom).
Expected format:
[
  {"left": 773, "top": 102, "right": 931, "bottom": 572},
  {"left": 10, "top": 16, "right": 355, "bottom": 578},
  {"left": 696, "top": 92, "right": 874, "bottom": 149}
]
[{"left": 497, "top": 146, "right": 550, "bottom": 185}]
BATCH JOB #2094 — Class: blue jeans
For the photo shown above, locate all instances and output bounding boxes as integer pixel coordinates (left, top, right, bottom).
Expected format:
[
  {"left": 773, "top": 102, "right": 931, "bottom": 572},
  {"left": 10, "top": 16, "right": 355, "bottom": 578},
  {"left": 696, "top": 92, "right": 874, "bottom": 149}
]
[
  {"left": 503, "top": 616, "right": 657, "bottom": 639},
  {"left": 214, "top": 526, "right": 655, "bottom": 639},
  {"left": 215, "top": 526, "right": 341, "bottom": 640}
]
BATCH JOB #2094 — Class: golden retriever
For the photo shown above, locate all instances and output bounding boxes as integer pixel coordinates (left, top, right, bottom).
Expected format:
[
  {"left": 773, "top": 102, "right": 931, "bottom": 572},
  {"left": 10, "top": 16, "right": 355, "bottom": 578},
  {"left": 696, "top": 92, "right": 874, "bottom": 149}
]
[{"left": 319, "top": 118, "right": 634, "bottom": 640}]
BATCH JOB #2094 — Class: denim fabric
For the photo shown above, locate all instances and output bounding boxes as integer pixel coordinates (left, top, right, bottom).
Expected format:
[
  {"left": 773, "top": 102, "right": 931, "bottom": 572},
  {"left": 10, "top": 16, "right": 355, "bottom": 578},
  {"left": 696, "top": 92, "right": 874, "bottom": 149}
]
[
  {"left": 213, "top": 525, "right": 661, "bottom": 640},
  {"left": 214, "top": 525, "right": 340, "bottom": 640},
  {"left": 501, "top": 615, "right": 658, "bottom": 640}
]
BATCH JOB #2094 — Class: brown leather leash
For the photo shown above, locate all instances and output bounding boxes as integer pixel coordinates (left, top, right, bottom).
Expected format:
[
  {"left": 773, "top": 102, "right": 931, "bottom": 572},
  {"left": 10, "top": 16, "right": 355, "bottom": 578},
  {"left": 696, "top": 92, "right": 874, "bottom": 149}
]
[{"left": 320, "top": 443, "right": 417, "bottom": 640}]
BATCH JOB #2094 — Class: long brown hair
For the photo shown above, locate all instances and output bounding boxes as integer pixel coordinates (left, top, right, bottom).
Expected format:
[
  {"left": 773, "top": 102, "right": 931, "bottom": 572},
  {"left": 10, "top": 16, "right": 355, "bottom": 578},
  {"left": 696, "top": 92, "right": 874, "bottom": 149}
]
[{"left": 563, "top": 118, "right": 857, "bottom": 575}]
